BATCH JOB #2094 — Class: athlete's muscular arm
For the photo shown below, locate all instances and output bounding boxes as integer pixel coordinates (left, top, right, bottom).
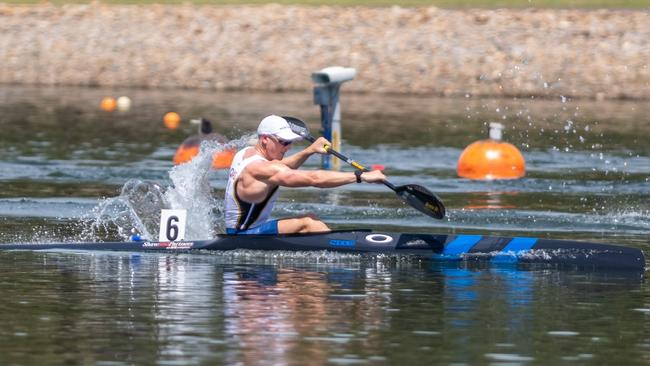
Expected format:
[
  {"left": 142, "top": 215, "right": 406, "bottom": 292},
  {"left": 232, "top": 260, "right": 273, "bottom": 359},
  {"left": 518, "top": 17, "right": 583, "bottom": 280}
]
[
  {"left": 247, "top": 161, "right": 386, "bottom": 188},
  {"left": 270, "top": 167, "right": 358, "bottom": 188},
  {"left": 280, "top": 137, "right": 330, "bottom": 169}
]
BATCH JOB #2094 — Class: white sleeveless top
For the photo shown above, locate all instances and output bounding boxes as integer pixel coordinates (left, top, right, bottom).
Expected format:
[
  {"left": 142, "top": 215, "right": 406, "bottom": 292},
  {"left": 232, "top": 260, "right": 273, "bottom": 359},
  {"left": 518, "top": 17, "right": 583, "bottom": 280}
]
[{"left": 224, "top": 147, "right": 280, "bottom": 231}]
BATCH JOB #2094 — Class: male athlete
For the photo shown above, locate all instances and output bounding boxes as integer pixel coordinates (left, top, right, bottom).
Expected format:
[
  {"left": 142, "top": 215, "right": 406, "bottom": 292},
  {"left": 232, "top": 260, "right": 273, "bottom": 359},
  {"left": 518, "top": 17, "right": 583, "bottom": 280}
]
[{"left": 224, "top": 115, "right": 386, "bottom": 234}]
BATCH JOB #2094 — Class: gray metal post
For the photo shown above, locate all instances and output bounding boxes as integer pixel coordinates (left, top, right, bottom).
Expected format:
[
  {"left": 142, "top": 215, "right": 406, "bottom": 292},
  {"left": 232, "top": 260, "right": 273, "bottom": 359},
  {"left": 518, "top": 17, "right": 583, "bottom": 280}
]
[{"left": 312, "top": 67, "right": 356, "bottom": 170}]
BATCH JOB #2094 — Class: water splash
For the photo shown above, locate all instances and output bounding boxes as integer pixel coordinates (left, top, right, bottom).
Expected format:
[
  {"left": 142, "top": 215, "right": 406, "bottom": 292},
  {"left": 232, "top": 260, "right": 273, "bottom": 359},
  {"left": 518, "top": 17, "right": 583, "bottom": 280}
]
[
  {"left": 164, "top": 139, "right": 220, "bottom": 240},
  {"left": 81, "top": 180, "right": 169, "bottom": 241},
  {"left": 81, "top": 134, "right": 255, "bottom": 241}
]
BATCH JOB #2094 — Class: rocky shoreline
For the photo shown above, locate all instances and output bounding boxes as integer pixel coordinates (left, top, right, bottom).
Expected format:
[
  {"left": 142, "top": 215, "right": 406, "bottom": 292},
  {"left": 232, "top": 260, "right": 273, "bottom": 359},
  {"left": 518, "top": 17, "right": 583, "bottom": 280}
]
[{"left": 1, "top": 4, "right": 648, "bottom": 100}]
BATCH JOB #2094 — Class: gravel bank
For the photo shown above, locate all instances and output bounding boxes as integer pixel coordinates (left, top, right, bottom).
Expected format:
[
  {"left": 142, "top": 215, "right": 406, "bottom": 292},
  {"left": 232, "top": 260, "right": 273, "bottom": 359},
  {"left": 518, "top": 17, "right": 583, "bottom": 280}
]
[{"left": 1, "top": 4, "right": 648, "bottom": 99}]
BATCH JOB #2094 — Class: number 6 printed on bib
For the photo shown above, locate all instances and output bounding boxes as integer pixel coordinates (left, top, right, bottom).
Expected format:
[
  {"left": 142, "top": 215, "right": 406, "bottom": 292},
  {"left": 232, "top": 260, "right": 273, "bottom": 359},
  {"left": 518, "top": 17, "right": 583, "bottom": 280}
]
[{"left": 159, "top": 209, "right": 187, "bottom": 242}]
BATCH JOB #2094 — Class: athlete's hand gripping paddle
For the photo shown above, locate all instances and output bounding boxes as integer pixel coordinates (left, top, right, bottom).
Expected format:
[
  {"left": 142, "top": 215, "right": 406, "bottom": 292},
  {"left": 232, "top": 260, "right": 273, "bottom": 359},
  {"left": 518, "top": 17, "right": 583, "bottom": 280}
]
[{"left": 284, "top": 116, "right": 446, "bottom": 219}]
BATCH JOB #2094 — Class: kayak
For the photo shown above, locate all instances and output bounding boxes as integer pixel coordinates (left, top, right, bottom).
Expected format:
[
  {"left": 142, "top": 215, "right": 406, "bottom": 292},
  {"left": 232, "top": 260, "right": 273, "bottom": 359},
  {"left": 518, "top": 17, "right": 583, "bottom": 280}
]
[{"left": 0, "top": 230, "right": 644, "bottom": 271}]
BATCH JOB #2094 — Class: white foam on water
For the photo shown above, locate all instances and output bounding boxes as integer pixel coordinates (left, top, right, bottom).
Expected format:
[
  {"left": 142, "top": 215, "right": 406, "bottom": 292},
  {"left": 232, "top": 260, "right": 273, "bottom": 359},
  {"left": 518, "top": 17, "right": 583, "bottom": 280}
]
[
  {"left": 484, "top": 353, "right": 535, "bottom": 362},
  {"left": 327, "top": 357, "right": 368, "bottom": 365},
  {"left": 561, "top": 354, "right": 594, "bottom": 361},
  {"left": 81, "top": 179, "right": 169, "bottom": 241},
  {"left": 547, "top": 331, "right": 580, "bottom": 336},
  {"left": 412, "top": 330, "right": 441, "bottom": 336},
  {"left": 304, "top": 337, "right": 352, "bottom": 344}
]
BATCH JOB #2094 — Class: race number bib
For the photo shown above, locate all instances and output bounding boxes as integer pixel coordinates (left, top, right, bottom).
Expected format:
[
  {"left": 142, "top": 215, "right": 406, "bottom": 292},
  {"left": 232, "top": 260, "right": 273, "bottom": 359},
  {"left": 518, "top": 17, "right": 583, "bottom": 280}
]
[{"left": 159, "top": 209, "right": 187, "bottom": 242}]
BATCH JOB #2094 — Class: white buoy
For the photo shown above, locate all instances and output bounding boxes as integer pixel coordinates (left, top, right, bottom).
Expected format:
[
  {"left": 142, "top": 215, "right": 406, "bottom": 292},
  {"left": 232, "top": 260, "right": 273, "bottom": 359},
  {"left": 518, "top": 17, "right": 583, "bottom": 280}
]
[{"left": 117, "top": 96, "right": 132, "bottom": 111}]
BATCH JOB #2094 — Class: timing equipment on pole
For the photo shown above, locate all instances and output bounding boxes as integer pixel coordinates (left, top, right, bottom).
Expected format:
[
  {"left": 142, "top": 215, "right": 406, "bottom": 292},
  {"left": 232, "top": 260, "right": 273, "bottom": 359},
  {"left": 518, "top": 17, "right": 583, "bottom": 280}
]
[{"left": 312, "top": 66, "right": 356, "bottom": 170}]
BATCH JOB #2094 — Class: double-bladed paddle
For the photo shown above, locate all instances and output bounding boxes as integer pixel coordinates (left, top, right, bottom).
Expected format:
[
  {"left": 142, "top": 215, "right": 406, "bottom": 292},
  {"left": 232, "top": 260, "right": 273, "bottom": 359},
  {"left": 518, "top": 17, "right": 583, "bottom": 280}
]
[{"left": 283, "top": 116, "right": 446, "bottom": 219}]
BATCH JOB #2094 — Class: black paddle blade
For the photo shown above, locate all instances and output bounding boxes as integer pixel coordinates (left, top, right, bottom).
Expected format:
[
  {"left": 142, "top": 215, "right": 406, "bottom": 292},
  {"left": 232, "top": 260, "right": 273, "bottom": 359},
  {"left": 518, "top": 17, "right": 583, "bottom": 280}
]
[
  {"left": 282, "top": 116, "right": 314, "bottom": 141},
  {"left": 394, "top": 184, "right": 446, "bottom": 219}
]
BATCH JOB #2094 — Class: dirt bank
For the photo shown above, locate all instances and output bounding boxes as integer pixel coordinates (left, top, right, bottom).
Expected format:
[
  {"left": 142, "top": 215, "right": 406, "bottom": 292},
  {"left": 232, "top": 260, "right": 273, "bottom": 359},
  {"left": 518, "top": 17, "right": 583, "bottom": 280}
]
[{"left": 1, "top": 4, "right": 648, "bottom": 99}]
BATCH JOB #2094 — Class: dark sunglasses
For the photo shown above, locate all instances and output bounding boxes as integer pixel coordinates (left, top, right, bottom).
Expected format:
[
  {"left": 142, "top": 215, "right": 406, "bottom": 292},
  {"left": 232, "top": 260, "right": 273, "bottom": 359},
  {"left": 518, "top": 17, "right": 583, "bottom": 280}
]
[{"left": 271, "top": 136, "right": 292, "bottom": 146}]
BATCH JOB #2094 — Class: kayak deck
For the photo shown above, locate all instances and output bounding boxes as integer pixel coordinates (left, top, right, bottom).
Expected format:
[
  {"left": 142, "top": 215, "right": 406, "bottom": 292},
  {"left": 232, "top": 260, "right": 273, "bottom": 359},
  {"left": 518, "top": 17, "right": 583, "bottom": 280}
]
[{"left": 0, "top": 230, "right": 645, "bottom": 271}]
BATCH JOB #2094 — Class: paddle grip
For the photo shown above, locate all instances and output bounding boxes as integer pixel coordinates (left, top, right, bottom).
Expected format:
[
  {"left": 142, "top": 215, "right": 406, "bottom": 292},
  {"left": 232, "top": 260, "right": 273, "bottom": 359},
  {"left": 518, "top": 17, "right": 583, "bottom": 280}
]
[{"left": 305, "top": 134, "right": 366, "bottom": 171}]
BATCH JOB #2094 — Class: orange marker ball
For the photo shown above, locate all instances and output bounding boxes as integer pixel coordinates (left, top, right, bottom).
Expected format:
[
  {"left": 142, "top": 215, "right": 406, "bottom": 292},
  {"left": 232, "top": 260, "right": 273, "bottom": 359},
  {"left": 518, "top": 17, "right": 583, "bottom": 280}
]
[
  {"left": 457, "top": 140, "right": 525, "bottom": 180},
  {"left": 173, "top": 145, "right": 199, "bottom": 166},
  {"left": 163, "top": 112, "right": 181, "bottom": 129},
  {"left": 211, "top": 150, "right": 235, "bottom": 169},
  {"left": 100, "top": 97, "right": 117, "bottom": 112}
]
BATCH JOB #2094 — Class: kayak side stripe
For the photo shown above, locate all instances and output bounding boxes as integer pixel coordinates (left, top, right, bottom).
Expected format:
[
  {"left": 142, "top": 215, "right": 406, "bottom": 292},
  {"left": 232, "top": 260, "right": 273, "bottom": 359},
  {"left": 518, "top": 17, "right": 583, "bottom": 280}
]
[
  {"left": 500, "top": 237, "right": 538, "bottom": 253},
  {"left": 443, "top": 235, "right": 483, "bottom": 255}
]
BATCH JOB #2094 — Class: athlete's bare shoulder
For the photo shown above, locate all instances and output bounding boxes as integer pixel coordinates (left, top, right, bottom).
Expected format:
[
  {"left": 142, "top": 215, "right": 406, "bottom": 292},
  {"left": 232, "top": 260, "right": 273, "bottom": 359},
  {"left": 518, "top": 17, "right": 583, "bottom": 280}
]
[{"left": 241, "top": 147, "right": 258, "bottom": 160}]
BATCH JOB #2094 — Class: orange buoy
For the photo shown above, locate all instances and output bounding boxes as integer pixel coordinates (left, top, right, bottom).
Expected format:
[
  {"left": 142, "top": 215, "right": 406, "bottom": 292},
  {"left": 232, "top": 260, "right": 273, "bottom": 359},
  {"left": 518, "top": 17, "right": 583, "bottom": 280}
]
[
  {"left": 163, "top": 112, "right": 181, "bottom": 129},
  {"left": 100, "top": 97, "right": 117, "bottom": 112},
  {"left": 211, "top": 149, "right": 236, "bottom": 169},
  {"left": 457, "top": 122, "right": 525, "bottom": 180},
  {"left": 173, "top": 142, "right": 200, "bottom": 165},
  {"left": 173, "top": 118, "right": 235, "bottom": 170}
]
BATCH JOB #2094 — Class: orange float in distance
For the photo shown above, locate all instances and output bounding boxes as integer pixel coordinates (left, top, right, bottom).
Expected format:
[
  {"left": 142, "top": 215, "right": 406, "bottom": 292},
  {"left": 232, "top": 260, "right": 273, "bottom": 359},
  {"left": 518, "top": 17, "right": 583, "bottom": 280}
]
[
  {"left": 173, "top": 118, "right": 235, "bottom": 170},
  {"left": 163, "top": 112, "right": 181, "bottom": 129},
  {"left": 100, "top": 97, "right": 117, "bottom": 112},
  {"left": 457, "top": 122, "right": 525, "bottom": 180}
]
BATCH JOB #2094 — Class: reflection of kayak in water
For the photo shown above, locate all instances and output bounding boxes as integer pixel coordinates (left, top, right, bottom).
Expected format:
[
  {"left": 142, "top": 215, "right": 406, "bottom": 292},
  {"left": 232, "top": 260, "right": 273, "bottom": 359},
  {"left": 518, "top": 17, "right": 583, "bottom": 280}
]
[
  {"left": 173, "top": 117, "right": 235, "bottom": 169},
  {"left": 0, "top": 230, "right": 644, "bottom": 271}
]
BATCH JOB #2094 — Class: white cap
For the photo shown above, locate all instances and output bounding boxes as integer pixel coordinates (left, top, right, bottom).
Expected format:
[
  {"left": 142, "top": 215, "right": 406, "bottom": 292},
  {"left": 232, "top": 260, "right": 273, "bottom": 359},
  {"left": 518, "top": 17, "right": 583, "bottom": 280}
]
[{"left": 257, "top": 115, "right": 302, "bottom": 142}]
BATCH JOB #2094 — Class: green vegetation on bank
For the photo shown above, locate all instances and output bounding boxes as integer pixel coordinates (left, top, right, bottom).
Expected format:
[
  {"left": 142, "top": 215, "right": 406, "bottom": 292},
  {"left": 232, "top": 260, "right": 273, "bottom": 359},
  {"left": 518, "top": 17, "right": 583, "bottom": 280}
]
[{"left": 3, "top": 0, "right": 650, "bottom": 8}]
